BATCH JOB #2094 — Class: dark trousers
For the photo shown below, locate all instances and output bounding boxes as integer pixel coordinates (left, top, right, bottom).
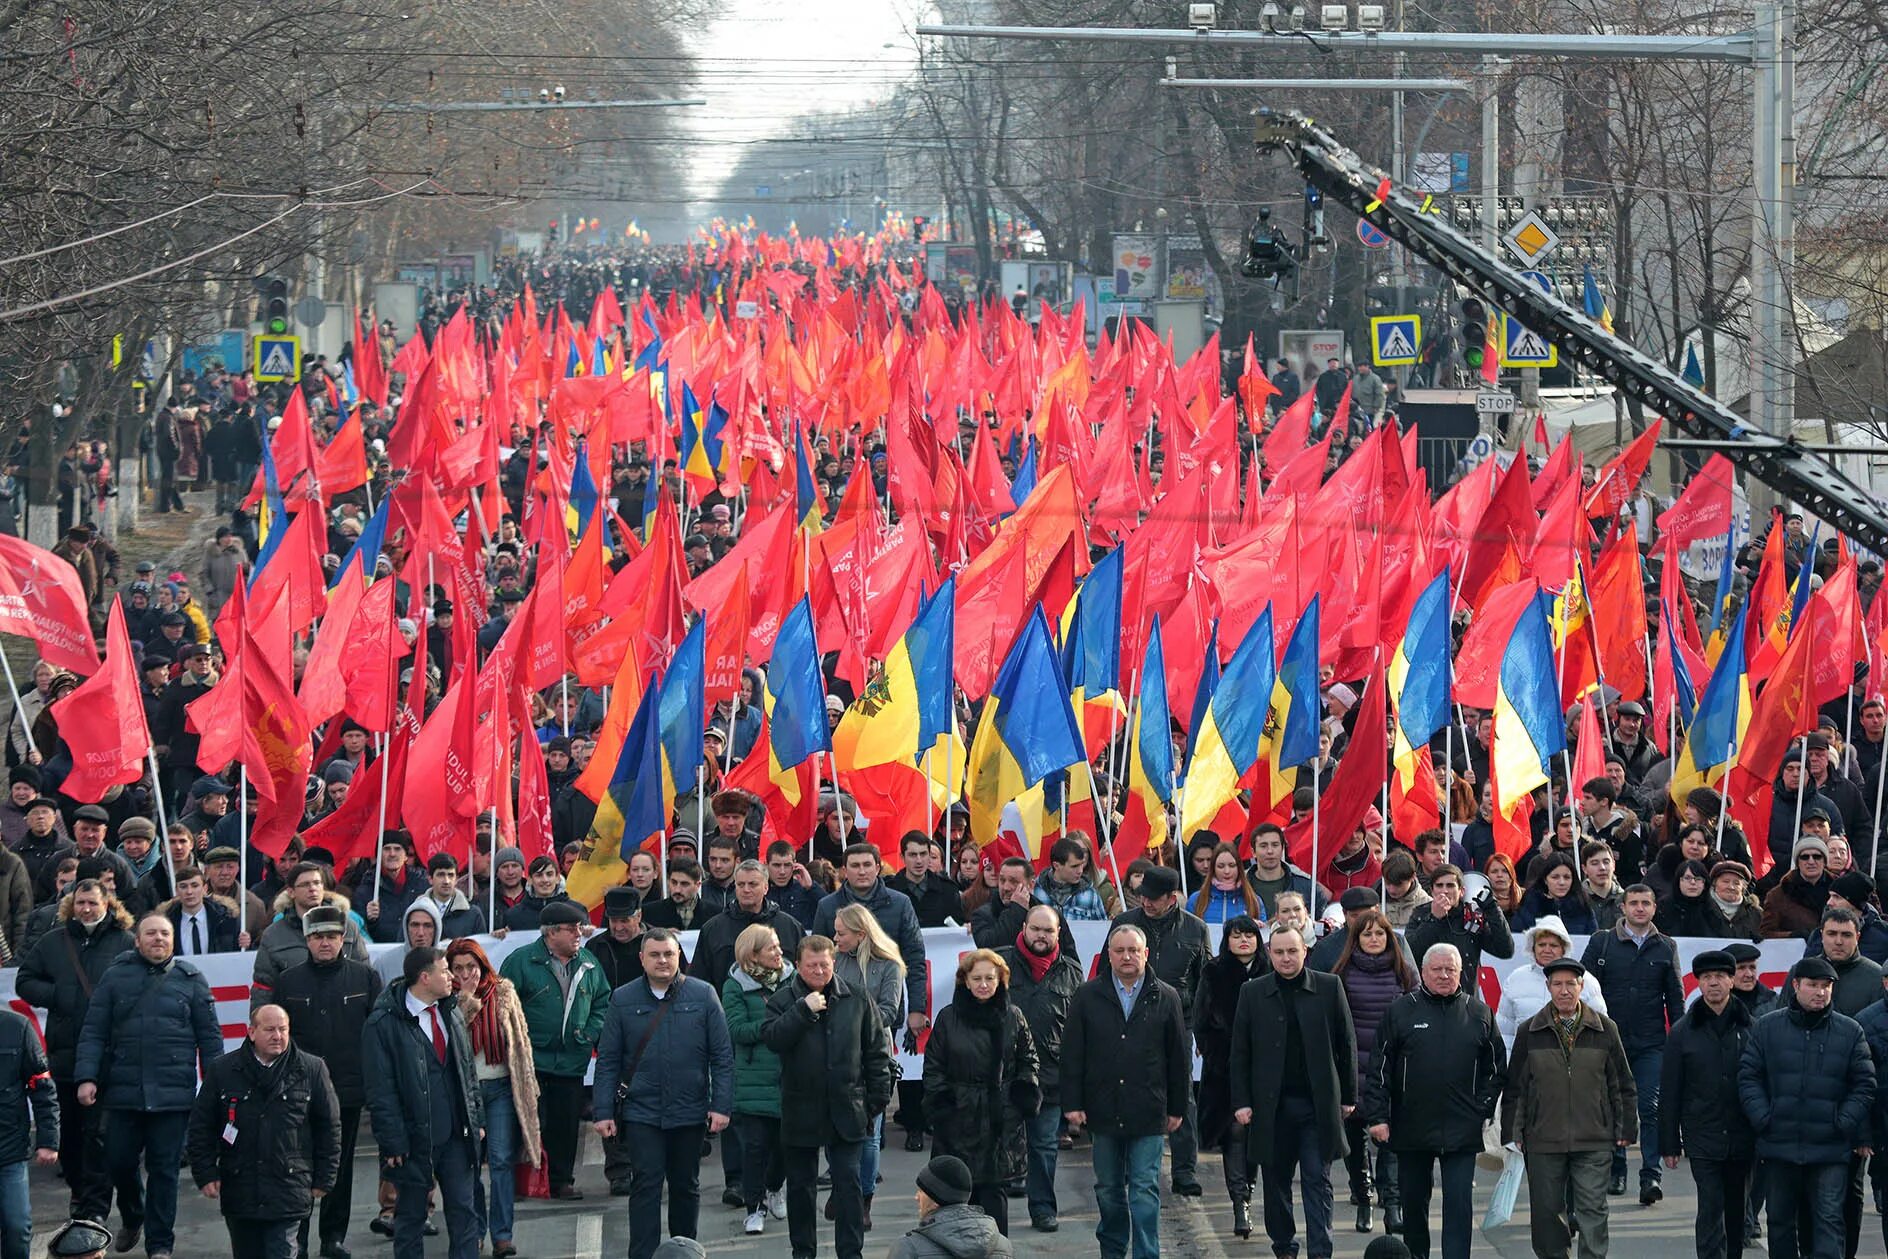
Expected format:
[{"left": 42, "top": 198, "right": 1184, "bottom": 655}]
[
  {"left": 55, "top": 1079, "right": 111, "bottom": 1221},
  {"left": 392, "top": 1135, "right": 479, "bottom": 1259},
  {"left": 1524, "top": 1148, "right": 1612, "bottom": 1259},
  {"left": 1842, "top": 1152, "right": 1865, "bottom": 1259},
  {"left": 106, "top": 1108, "right": 189, "bottom": 1252},
  {"left": 1221, "top": 1130, "right": 1255, "bottom": 1200},
  {"left": 970, "top": 1181, "right": 1009, "bottom": 1235},
  {"left": 299, "top": 1105, "right": 360, "bottom": 1253},
  {"left": 896, "top": 1080, "right": 927, "bottom": 1133},
  {"left": 720, "top": 1116, "right": 743, "bottom": 1191},
  {"left": 225, "top": 1215, "right": 298, "bottom": 1259},
  {"left": 1611, "top": 1046, "right": 1664, "bottom": 1185},
  {"left": 1397, "top": 1149, "right": 1477, "bottom": 1259},
  {"left": 737, "top": 1115, "right": 785, "bottom": 1211},
  {"left": 604, "top": 1128, "right": 633, "bottom": 1189},
  {"left": 1259, "top": 1095, "right": 1334, "bottom": 1259},
  {"left": 1170, "top": 1089, "right": 1200, "bottom": 1187},
  {"left": 1766, "top": 1159, "right": 1846, "bottom": 1259},
  {"left": 536, "top": 1073, "right": 586, "bottom": 1190},
  {"left": 623, "top": 1122, "right": 704, "bottom": 1259},
  {"left": 785, "top": 1139, "right": 864, "bottom": 1259},
  {"left": 1691, "top": 1156, "right": 1752, "bottom": 1259},
  {"left": 1342, "top": 1113, "right": 1399, "bottom": 1207}
]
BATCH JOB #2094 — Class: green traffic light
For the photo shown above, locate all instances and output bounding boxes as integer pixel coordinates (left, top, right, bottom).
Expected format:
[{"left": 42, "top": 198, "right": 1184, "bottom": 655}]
[{"left": 268, "top": 317, "right": 288, "bottom": 334}]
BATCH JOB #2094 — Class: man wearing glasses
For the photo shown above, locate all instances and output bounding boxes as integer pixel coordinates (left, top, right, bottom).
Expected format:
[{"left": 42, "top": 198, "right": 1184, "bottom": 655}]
[{"left": 1760, "top": 837, "right": 1837, "bottom": 939}]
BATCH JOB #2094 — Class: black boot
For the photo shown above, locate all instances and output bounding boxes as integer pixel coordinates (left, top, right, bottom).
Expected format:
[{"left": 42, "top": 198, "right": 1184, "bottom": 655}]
[
  {"left": 1232, "top": 1195, "right": 1252, "bottom": 1239},
  {"left": 1384, "top": 1202, "right": 1404, "bottom": 1234},
  {"left": 1356, "top": 1199, "right": 1374, "bottom": 1233}
]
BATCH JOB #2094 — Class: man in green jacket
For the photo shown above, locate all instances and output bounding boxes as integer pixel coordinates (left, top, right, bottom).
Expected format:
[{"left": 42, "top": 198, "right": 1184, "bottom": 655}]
[{"left": 499, "top": 901, "right": 609, "bottom": 1199}]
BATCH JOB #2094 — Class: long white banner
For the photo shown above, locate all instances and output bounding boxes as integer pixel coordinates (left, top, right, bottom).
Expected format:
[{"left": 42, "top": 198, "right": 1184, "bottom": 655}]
[{"left": 0, "top": 926, "right": 1809, "bottom": 1077}]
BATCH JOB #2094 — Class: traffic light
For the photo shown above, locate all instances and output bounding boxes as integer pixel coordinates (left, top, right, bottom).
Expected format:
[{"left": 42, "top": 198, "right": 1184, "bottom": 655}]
[
  {"left": 259, "top": 275, "right": 289, "bottom": 335},
  {"left": 911, "top": 215, "right": 928, "bottom": 241},
  {"left": 1241, "top": 208, "right": 1296, "bottom": 279},
  {"left": 1460, "top": 295, "right": 1488, "bottom": 372}
]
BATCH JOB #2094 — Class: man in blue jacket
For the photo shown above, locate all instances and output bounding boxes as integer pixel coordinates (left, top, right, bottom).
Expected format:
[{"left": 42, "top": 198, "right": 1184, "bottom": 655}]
[
  {"left": 592, "top": 928, "right": 733, "bottom": 1259},
  {"left": 0, "top": 1003, "right": 58, "bottom": 1259},
  {"left": 72, "top": 912, "right": 222, "bottom": 1259},
  {"left": 1739, "top": 955, "right": 1876, "bottom": 1259},
  {"left": 812, "top": 843, "right": 928, "bottom": 1041},
  {"left": 1580, "top": 883, "right": 1686, "bottom": 1203}
]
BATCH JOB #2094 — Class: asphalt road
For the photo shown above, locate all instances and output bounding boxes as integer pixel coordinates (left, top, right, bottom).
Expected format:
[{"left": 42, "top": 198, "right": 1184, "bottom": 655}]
[{"left": 26, "top": 1124, "right": 1799, "bottom": 1257}]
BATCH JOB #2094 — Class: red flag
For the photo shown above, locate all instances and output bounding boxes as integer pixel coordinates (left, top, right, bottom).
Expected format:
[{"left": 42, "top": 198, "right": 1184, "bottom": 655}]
[
  {"left": 1583, "top": 419, "right": 1662, "bottom": 519},
  {"left": 353, "top": 310, "right": 389, "bottom": 408},
  {"left": 1262, "top": 390, "right": 1315, "bottom": 479},
  {"left": 301, "top": 726, "right": 410, "bottom": 866},
  {"left": 704, "top": 567, "right": 752, "bottom": 709},
  {"left": 520, "top": 542, "right": 567, "bottom": 691},
  {"left": 314, "top": 408, "right": 370, "bottom": 497},
  {"left": 298, "top": 564, "right": 367, "bottom": 727},
  {"left": 1655, "top": 453, "right": 1734, "bottom": 549},
  {"left": 338, "top": 577, "right": 407, "bottom": 732},
  {"left": 1571, "top": 691, "right": 1605, "bottom": 789},
  {"left": 1589, "top": 523, "right": 1650, "bottom": 702},
  {"left": 402, "top": 673, "right": 478, "bottom": 859},
  {"left": 50, "top": 599, "right": 148, "bottom": 802},
  {"left": 1285, "top": 663, "right": 1389, "bottom": 875},
  {"left": 0, "top": 534, "right": 100, "bottom": 675},
  {"left": 515, "top": 722, "right": 556, "bottom": 862}
]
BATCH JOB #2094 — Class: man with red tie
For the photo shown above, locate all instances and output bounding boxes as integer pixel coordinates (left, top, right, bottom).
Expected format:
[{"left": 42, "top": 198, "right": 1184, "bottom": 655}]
[{"left": 361, "top": 946, "right": 485, "bottom": 1259}]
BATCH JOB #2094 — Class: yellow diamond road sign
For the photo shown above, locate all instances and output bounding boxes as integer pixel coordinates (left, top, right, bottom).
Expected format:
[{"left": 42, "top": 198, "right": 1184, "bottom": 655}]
[{"left": 1502, "top": 210, "right": 1560, "bottom": 267}]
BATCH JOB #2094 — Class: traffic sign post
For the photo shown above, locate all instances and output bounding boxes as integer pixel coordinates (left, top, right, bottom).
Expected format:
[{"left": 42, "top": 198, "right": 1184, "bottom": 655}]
[
  {"left": 1502, "top": 210, "right": 1561, "bottom": 267},
  {"left": 253, "top": 334, "right": 302, "bottom": 382},
  {"left": 1369, "top": 314, "right": 1421, "bottom": 366},
  {"left": 1499, "top": 315, "right": 1557, "bottom": 368},
  {"left": 1356, "top": 219, "right": 1389, "bottom": 249}
]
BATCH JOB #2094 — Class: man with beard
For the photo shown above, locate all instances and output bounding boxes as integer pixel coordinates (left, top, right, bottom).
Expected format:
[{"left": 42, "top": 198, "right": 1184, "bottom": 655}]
[{"left": 995, "top": 904, "right": 1083, "bottom": 1232}]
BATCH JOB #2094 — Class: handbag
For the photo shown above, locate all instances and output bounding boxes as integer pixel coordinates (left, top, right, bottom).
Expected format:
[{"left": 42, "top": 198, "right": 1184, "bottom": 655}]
[
  {"left": 611, "top": 995, "right": 675, "bottom": 1106},
  {"left": 1481, "top": 1147, "right": 1525, "bottom": 1231}
]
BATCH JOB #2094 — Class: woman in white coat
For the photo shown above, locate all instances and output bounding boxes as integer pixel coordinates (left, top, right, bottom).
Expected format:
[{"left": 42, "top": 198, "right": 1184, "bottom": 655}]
[{"left": 1494, "top": 915, "right": 1608, "bottom": 1050}]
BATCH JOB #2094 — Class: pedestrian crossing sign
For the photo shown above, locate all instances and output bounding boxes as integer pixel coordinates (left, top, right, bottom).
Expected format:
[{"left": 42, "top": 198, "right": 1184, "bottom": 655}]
[
  {"left": 1370, "top": 314, "right": 1421, "bottom": 367},
  {"left": 254, "top": 334, "right": 301, "bottom": 383},
  {"left": 1499, "top": 315, "right": 1557, "bottom": 368}
]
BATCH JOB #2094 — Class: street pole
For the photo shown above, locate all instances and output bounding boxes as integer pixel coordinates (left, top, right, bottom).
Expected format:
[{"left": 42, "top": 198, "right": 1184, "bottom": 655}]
[
  {"left": 1750, "top": 1, "right": 1781, "bottom": 522},
  {"left": 1480, "top": 57, "right": 1502, "bottom": 255}
]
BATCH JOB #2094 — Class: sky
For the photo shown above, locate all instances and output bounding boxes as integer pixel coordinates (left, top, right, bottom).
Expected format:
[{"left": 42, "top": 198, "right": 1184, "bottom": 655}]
[{"left": 677, "top": 0, "right": 928, "bottom": 210}]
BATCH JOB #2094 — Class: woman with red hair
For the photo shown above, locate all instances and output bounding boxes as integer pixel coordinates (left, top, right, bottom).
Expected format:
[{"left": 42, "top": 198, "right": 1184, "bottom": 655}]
[{"left": 445, "top": 939, "right": 542, "bottom": 1259}]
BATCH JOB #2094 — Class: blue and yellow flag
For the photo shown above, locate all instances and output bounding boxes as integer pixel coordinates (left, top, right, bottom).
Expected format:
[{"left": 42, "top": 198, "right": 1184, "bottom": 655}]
[
  {"left": 966, "top": 607, "right": 1087, "bottom": 855},
  {"left": 1179, "top": 607, "right": 1274, "bottom": 841},
  {"left": 568, "top": 440, "right": 600, "bottom": 540},
  {"left": 1061, "top": 548, "right": 1124, "bottom": 755},
  {"left": 1582, "top": 265, "right": 1614, "bottom": 335},
  {"left": 1008, "top": 438, "right": 1039, "bottom": 509},
  {"left": 658, "top": 617, "right": 706, "bottom": 818},
  {"left": 1183, "top": 620, "right": 1222, "bottom": 778},
  {"left": 333, "top": 497, "right": 389, "bottom": 588},
  {"left": 1258, "top": 596, "right": 1323, "bottom": 809},
  {"left": 1671, "top": 611, "right": 1751, "bottom": 800},
  {"left": 793, "top": 420, "right": 823, "bottom": 534},
  {"left": 1492, "top": 595, "right": 1569, "bottom": 814},
  {"left": 589, "top": 682, "right": 666, "bottom": 864},
  {"left": 1390, "top": 571, "right": 1451, "bottom": 780},
  {"left": 250, "top": 436, "right": 290, "bottom": 587},
  {"left": 1117, "top": 617, "right": 1175, "bottom": 861},
  {"left": 768, "top": 597, "right": 830, "bottom": 774}
]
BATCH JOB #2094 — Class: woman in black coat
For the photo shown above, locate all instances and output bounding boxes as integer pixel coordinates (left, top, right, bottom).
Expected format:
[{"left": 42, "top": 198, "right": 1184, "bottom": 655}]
[
  {"left": 1655, "top": 859, "right": 1719, "bottom": 936},
  {"left": 921, "top": 948, "right": 1041, "bottom": 1236},
  {"left": 1192, "top": 915, "right": 1267, "bottom": 1238}
]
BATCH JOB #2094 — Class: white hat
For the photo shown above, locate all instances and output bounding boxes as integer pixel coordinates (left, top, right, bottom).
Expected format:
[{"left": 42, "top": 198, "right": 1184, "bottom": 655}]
[{"left": 1524, "top": 915, "right": 1573, "bottom": 952}]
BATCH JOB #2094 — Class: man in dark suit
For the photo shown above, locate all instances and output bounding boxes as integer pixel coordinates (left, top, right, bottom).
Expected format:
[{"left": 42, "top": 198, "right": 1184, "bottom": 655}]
[{"left": 1230, "top": 926, "right": 1357, "bottom": 1259}]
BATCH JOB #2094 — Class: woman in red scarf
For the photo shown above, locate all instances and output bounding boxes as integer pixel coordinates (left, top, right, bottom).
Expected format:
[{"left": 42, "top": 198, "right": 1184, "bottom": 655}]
[{"left": 446, "top": 939, "right": 542, "bottom": 1259}]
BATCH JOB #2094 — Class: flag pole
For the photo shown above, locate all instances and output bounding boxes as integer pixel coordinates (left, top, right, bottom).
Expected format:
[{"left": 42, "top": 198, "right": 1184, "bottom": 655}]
[
  {"left": 238, "top": 768, "right": 249, "bottom": 948},
  {"left": 149, "top": 747, "right": 174, "bottom": 887},
  {"left": 1080, "top": 757, "right": 1125, "bottom": 895},
  {"left": 1309, "top": 758, "right": 1322, "bottom": 916},
  {"left": 0, "top": 649, "right": 34, "bottom": 767},
  {"left": 373, "top": 732, "right": 389, "bottom": 908}
]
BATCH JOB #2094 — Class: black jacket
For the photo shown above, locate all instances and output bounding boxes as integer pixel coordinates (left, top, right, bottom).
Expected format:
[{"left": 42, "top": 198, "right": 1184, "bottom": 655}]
[
  {"left": 73, "top": 951, "right": 222, "bottom": 1112},
  {"left": 1658, "top": 997, "right": 1757, "bottom": 1162},
  {"left": 1738, "top": 1004, "right": 1875, "bottom": 1164},
  {"left": 503, "top": 891, "right": 583, "bottom": 934},
  {"left": 1109, "top": 905, "right": 1210, "bottom": 1011},
  {"left": 921, "top": 985, "right": 1040, "bottom": 1184},
  {"left": 187, "top": 1043, "right": 341, "bottom": 1220},
  {"left": 1061, "top": 972, "right": 1190, "bottom": 1138},
  {"left": 15, "top": 910, "right": 134, "bottom": 1078},
  {"left": 885, "top": 871, "right": 964, "bottom": 929},
  {"left": 971, "top": 897, "right": 1076, "bottom": 957},
  {"left": 1192, "top": 951, "right": 1268, "bottom": 1150},
  {"left": 690, "top": 902, "right": 804, "bottom": 997},
  {"left": 1580, "top": 923, "right": 1687, "bottom": 1053},
  {"left": 359, "top": 981, "right": 485, "bottom": 1185},
  {"left": 1405, "top": 896, "right": 1514, "bottom": 987},
  {"left": 584, "top": 930, "right": 648, "bottom": 990},
  {"left": 0, "top": 1008, "right": 57, "bottom": 1165},
  {"left": 163, "top": 895, "right": 244, "bottom": 954},
  {"left": 993, "top": 945, "right": 1083, "bottom": 1108},
  {"left": 1361, "top": 985, "right": 1506, "bottom": 1154},
  {"left": 270, "top": 956, "right": 382, "bottom": 1107},
  {"left": 640, "top": 895, "right": 720, "bottom": 933},
  {"left": 761, "top": 973, "right": 896, "bottom": 1147},
  {"left": 1230, "top": 969, "right": 1357, "bottom": 1163}
]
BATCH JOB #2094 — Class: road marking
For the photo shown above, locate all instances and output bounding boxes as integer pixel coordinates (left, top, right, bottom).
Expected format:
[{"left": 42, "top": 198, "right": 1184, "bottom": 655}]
[{"left": 574, "top": 1213, "right": 602, "bottom": 1255}]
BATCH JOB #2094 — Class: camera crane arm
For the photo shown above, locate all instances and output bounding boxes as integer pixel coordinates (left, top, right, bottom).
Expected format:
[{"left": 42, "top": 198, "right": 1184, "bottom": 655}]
[{"left": 1252, "top": 109, "right": 1888, "bottom": 554}]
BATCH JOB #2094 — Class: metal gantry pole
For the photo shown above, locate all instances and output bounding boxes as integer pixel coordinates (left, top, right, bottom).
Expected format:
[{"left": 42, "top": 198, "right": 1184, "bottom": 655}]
[{"left": 1751, "top": 2, "right": 1781, "bottom": 455}]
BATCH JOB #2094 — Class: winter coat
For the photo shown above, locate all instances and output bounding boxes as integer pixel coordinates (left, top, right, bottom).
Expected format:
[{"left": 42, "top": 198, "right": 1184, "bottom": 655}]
[
  {"left": 812, "top": 880, "right": 928, "bottom": 1016},
  {"left": 269, "top": 955, "right": 380, "bottom": 1108},
  {"left": 1110, "top": 903, "right": 1211, "bottom": 1011},
  {"left": 584, "top": 930, "right": 647, "bottom": 990},
  {"left": 1512, "top": 887, "right": 1597, "bottom": 934},
  {"left": 761, "top": 972, "right": 896, "bottom": 1147},
  {"left": 1334, "top": 948, "right": 1414, "bottom": 1091},
  {"left": 73, "top": 950, "right": 222, "bottom": 1111},
  {"left": 160, "top": 893, "right": 244, "bottom": 955},
  {"left": 639, "top": 894, "right": 718, "bottom": 933},
  {"left": 1405, "top": 896, "right": 1514, "bottom": 987},
  {"left": 1854, "top": 995, "right": 1888, "bottom": 1148},
  {"left": 0, "top": 845, "right": 30, "bottom": 958},
  {"left": 834, "top": 949, "right": 907, "bottom": 1033},
  {"left": 1061, "top": 971, "right": 1190, "bottom": 1138},
  {"left": 0, "top": 1009, "right": 57, "bottom": 1165},
  {"left": 499, "top": 937, "right": 612, "bottom": 1078},
  {"left": 1495, "top": 962, "right": 1609, "bottom": 1049},
  {"left": 764, "top": 878, "right": 819, "bottom": 931},
  {"left": 356, "top": 866, "right": 426, "bottom": 942},
  {"left": 410, "top": 888, "right": 486, "bottom": 940},
  {"left": 1739, "top": 1004, "right": 1875, "bottom": 1164},
  {"left": 1230, "top": 969, "right": 1357, "bottom": 1163},
  {"left": 1828, "top": 951, "right": 1886, "bottom": 1018},
  {"left": 1807, "top": 906, "right": 1888, "bottom": 963},
  {"left": 724, "top": 965, "right": 791, "bottom": 1119},
  {"left": 1361, "top": 985, "right": 1507, "bottom": 1154},
  {"left": 922, "top": 984, "right": 1041, "bottom": 1184},
  {"left": 1658, "top": 996, "right": 1757, "bottom": 1162},
  {"left": 359, "top": 982, "right": 485, "bottom": 1185},
  {"left": 592, "top": 975, "right": 734, "bottom": 1129},
  {"left": 250, "top": 890, "right": 369, "bottom": 1004},
  {"left": 886, "top": 1203, "right": 1016, "bottom": 1259},
  {"left": 1502, "top": 1002, "right": 1638, "bottom": 1152},
  {"left": 971, "top": 897, "right": 1077, "bottom": 958},
  {"left": 1580, "top": 922, "right": 1687, "bottom": 1052},
  {"left": 1193, "top": 951, "right": 1267, "bottom": 1149},
  {"left": 1193, "top": 884, "right": 1256, "bottom": 927},
  {"left": 15, "top": 902, "right": 134, "bottom": 1077},
  {"left": 1033, "top": 871, "right": 1108, "bottom": 922},
  {"left": 885, "top": 871, "right": 964, "bottom": 928},
  {"left": 993, "top": 945, "right": 1082, "bottom": 1108},
  {"left": 690, "top": 901, "right": 804, "bottom": 997},
  {"left": 503, "top": 890, "right": 583, "bottom": 934},
  {"left": 187, "top": 1043, "right": 340, "bottom": 1219},
  {"left": 451, "top": 978, "right": 542, "bottom": 1168},
  {"left": 1761, "top": 871, "right": 1832, "bottom": 939}
]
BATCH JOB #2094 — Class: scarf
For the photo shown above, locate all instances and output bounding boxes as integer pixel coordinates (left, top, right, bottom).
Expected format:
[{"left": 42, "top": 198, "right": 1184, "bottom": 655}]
[
  {"left": 1211, "top": 874, "right": 1241, "bottom": 893},
  {"left": 741, "top": 959, "right": 785, "bottom": 988},
  {"left": 1015, "top": 930, "right": 1058, "bottom": 982},
  {"left": 465, "top": 973, "right": 508, "bottom": 1068},
  {"left": 1711, "top": 892, "right": 1744, "bottom": 920},
  {"left": 1552, "top": 1011, "right": 1581, "bottom": 1065}
]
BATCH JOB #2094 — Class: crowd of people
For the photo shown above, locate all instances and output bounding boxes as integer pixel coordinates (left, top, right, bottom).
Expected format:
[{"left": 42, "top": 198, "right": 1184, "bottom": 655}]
[{"left": 3, "top": 235, "right": 1888, "bottom": 1259}]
